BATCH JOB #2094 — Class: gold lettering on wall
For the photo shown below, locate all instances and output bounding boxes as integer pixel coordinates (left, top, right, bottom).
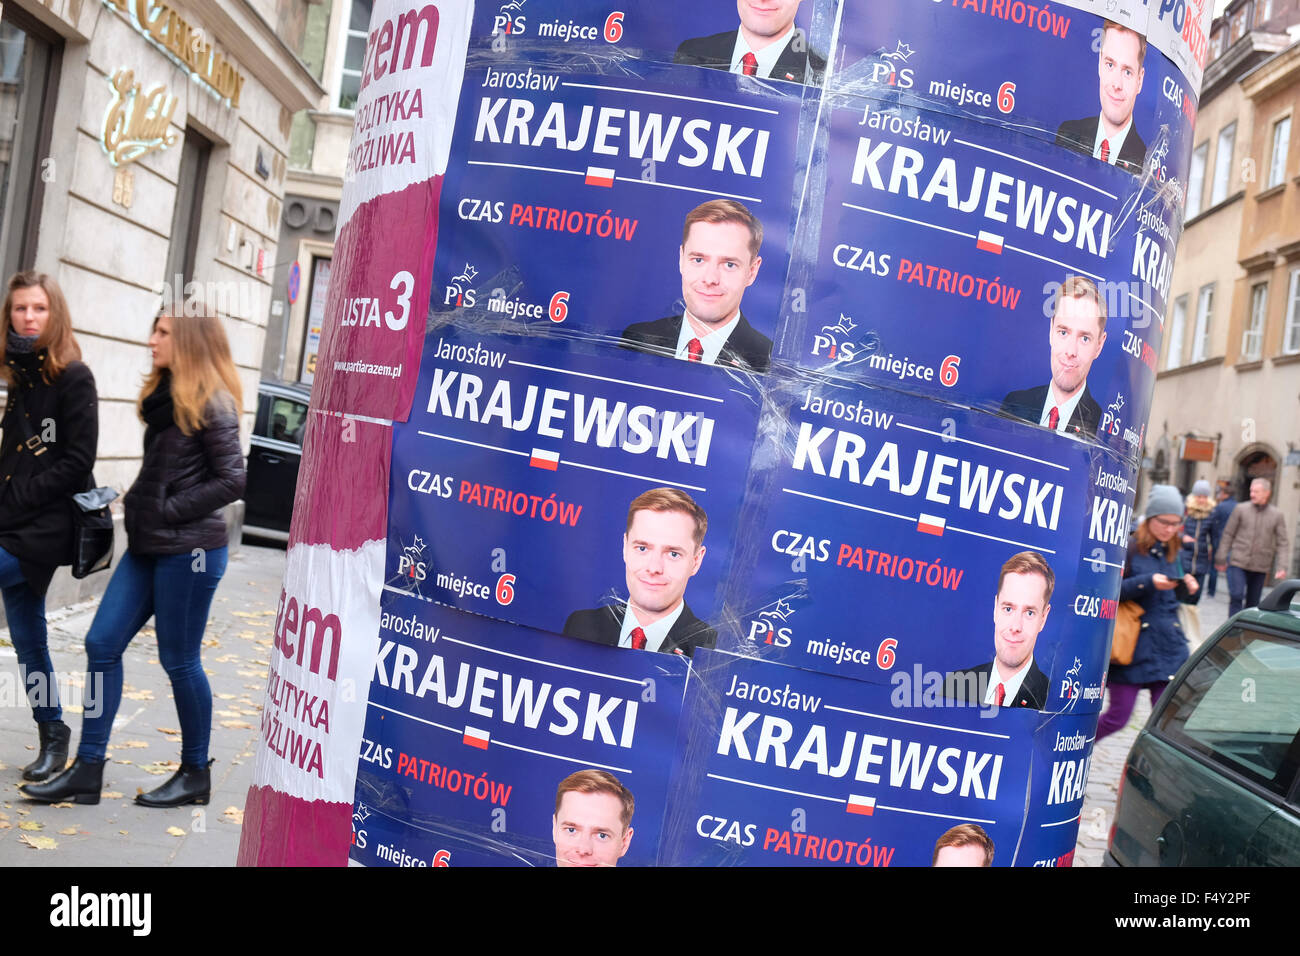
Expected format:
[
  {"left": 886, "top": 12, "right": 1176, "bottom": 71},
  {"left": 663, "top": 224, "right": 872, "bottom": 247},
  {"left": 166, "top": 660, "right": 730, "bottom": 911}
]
[
  {"left": 102, "top": 0, "right": 246, "bottom": 107},
  {"left": 102, "top": 68, "right": 179, "bottom": 166}
]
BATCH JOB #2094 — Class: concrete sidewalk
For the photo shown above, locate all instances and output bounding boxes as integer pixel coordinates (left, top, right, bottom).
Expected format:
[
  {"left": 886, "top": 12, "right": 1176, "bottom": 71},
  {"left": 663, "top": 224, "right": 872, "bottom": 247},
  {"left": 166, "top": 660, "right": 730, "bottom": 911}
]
[
  {"left": 1072, "top": 586, "right": 1230, "bottom": 866},
  {"left": 0, "top": 543, "right": 285, "bottom": 866}
]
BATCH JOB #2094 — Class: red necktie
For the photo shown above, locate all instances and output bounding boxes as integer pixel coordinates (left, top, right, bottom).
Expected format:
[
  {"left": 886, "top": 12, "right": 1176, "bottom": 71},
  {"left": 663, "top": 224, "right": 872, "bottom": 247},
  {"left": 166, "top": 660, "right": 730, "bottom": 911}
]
[
  {"left": 741, "top": 52, "right": 758, "bottom": 76},
  {"left": 995, "top": 683, "right": 1006, "bottom": 707},
  {"left": 630, "top": 627, "right": 647, "bottom": 650},
  {"left": 687, "top": 338, "right": 703, "bottom": 362},
  {"left": 1100, "top": 139, "right": 1111, "bottom": 163},
  {"left": 1048, "top": 406, "right": 1060, "bottom": 430}
]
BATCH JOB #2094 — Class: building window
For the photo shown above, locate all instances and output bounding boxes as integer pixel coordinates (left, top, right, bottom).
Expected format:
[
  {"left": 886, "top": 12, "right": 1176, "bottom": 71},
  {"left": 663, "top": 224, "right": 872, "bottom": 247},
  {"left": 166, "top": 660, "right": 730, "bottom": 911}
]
[
  {"left": 1167, "top": 295, "right": 1188, "bottom": 369},
  {"left": 1256, "top": 0, "right": 1273, "bottom": 26},
  {"left": 1210, "top": 122, "right": 1235, "bottom": 205},
  {"left": 1231, "top": 9, "right": 1246, "bottom": 40},
  {"left": 1186, "top": 143, "right": 1207, "bottom": 218},
  {"left": 165, "top": 128, "right": 212, "bottom": 297},
  {"left": 1285, "top": 268, "right": 1300, "bottom": 355},
  {"left": 1268, "top": 116, "right": 1291, "bottom": 188},
  {"left": 1243, "top": 282, "right": 1267, "bottom": 361},
  {"left": 1191, "top": 284, "right": 1214, "bottom": 363},
  {"left": 0, "top": 10, "right": 60, "bottom": 282},
  {"left": 337, "top": 0, "right": 373, "bottom": 111}
]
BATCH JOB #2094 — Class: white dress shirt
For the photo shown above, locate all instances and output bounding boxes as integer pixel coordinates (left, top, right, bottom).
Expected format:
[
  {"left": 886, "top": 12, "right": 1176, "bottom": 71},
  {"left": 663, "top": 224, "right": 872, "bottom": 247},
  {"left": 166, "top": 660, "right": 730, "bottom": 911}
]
[
  {"left": 1092, "top": 117, "right": 1133, "bottom": 165},
  {"left": 1037, "top": 383, "right": 1087, "bottom": 434},
  {"left": 618, "top": 601, "right": 686, "bottom": 653},
  {"left": 983, "top": 657, "right": 1036, "bottom": 707},
  {"left": 728, "top": 24, "right": 796, "bottom": 78},
  {"left": 674, "top": 311, "right": 740, "bottom": 365}
]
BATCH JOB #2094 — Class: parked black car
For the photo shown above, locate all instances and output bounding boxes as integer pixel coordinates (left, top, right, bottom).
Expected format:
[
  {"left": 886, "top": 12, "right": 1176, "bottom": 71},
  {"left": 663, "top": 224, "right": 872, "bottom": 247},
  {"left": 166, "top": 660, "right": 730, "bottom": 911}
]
[{"left": 243, "top": 380, "right": 310, "bottom": 541}]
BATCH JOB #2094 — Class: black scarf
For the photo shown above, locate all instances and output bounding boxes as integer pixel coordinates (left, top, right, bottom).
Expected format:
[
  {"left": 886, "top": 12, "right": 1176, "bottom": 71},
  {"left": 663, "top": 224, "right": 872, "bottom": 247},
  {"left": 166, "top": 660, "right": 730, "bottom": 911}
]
[{"left": 141, "top": 372, "right": 175, "bottom": 449}]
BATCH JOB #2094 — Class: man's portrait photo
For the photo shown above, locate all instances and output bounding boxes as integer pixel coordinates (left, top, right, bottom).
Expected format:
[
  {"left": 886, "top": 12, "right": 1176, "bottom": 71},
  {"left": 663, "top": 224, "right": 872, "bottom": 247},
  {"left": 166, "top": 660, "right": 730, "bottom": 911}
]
[
  {"left": 932, "top": 823, "right": 995, "bottom": 867},
  {"left": 1000, "top": 275, "right": 1108, "bottom": 439},
  {"left": 563, "top": 487, "right": 717, "bottom": 656},
  {"left": 674, "top": 0, "right": 825, "bottom": 85},
  {"left": 1055, "top": 19, "right": 1147, "bottom": 175},
  {"left": 946, "top": 551, "right": 1054, "bottom": 710},
  {"left": 621, "top": 199, "right": 773, "bottom": 372},
  {"left": 552, "top": 769, "right": 635, "bottom": 867}
]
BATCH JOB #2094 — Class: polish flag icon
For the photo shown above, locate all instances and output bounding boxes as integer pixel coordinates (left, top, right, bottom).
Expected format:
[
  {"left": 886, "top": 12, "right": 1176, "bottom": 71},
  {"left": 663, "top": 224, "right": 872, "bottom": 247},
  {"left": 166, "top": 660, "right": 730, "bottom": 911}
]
[
  {"left": 530, "top": 448, "right": 560, "bottom": 471},
  {"left": 463, "top": 726, "right": 490, "bottom": 750},
  {"left": 917, "top": 513, "right": 947, "bottom": 536},
  {"left": 585, "top": 166, "right": 616, "bottom": 187},
  {"left": 976, "top": 230, "right": 1004, "bottom": 254},
  {"left": 846, "top": 794, "right": 876, "bottom": 816}
]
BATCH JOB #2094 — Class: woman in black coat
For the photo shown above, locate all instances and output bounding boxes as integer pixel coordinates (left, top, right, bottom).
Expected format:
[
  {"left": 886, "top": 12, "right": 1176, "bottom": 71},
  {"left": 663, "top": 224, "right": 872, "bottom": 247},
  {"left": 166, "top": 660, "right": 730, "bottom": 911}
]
[
  {"left": 25, "top": 304, "right": 244, "bottom": 807},
  {"left": 0, "top": 272, "right": 97, "bottom": 781}
]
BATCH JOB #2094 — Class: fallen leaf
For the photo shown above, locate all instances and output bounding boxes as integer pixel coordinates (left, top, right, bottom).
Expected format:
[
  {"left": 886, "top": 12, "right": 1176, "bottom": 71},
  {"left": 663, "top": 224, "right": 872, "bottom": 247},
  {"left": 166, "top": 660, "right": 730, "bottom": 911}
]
[
  {"left": 202, "top": 639, "right": 221, "bottom": 648},
  {"left": 166, "top": 826, "right": 186, "bottom": 837},
  {"left": 213, "top": 655, "right": 241, "bottom": 664},
  {"left": 114, "top": 759, "right": 133, "bottom": 766},
  {"left": 122, "top": 689, "right": 154, "bottom": 701},
  {"left": 140, "top": 627, "right": 156, "bottom": 638},
  {"left": 138, "top": 761, "right": 180, "bottom": 776},
  {"left": 58, "top": 827, "right": 77, "bottom": 835},
  {"left": 19, "top": 821, "right": 42, "bottom": 831},
  {"left": 157, "top": 727, "right": 182, "bottom": 736},
  {"left": 19, "top": 834, "right": 57, "bottom": 850},
  {"left": 0, "top": 822, "right": 10, "bottom": 829},
  {"left": 64, "top": 704, "right": 83, "bottom": 714},
  {"left": 222, "top": 806, "right": 244, "bottom": 825},
  {"left": 101, "top": 792, "right": 124, "bottom": 800},
  {"left": 255, "top": 638, "right": 272, "bottom": 647},
  {"left": 119, "top": 830, "right": 128, "bottom": 835},
  {"left": 51, "top": 802, "right": 75, "bottom": 809},
  {"left": 117, "top": 740, "right": 149, "bottom": 749},
  {"left": 236, "top": 669, "right": 264, "bottom": 678},
  {"left": 216, "top": 693, "right": 236, "bottom": 700},
  {"left": 244, "top": 683, "right": 261, "bottom": 690},
  {"left": 231, "top": 611, "right": 259, "bottom": 618},
  {"left": 15, "top": 808, "right": 30, "bottom": 816},
  {"left": 216, "top": 709, "right": 242, "bottom": 717},
  {"left": 219, "top": 720, "right": 253, "bottom": 729}
]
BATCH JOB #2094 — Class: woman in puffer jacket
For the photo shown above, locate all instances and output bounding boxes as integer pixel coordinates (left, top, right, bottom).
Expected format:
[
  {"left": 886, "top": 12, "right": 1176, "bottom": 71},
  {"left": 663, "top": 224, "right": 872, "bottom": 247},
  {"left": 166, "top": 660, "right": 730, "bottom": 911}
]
[
  {"left": 1179, "top": 479, "right": 1216, "bottom": 603},
  {"left": 25, "top": 304, "right": 245, "bottom": 807}
]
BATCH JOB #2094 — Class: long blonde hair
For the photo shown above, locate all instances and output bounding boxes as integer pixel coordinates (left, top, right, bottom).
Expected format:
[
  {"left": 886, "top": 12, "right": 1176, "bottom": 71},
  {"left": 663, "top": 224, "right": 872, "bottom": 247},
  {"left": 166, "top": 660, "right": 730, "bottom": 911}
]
[
  {"left": 138, "top": 303, "right": 243, "bottom": 435},
  {"left": 0, "top": 270, "right": 82, "bottom": 384}
]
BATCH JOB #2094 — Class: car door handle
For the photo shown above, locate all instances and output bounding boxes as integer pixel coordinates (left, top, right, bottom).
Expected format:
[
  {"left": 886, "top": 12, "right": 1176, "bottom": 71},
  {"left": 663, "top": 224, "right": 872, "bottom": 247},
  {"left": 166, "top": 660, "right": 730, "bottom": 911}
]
[{"left": 261, "top": 455, "right": 282, "bottom": 465}]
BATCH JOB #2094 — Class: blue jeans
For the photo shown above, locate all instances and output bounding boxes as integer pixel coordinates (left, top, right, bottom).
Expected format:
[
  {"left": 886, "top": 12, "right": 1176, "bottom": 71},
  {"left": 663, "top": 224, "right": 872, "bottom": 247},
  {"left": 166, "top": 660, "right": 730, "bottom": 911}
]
[
  {"left": 0, "top": 546, "right": 58, "bottom": 723},
  {"left": 1227, "top": 566, "right": 1266, "bottom": 618},
  {"left": 79, "top": 547, "right": 228, "bottom": 765}
]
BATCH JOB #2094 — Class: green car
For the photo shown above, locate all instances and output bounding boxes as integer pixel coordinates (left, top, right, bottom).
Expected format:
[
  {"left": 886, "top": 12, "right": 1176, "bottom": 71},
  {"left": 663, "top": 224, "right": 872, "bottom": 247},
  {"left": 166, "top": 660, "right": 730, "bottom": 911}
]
[{"left": 1107, "top": 580, "right": 1300, "bottom": 866}]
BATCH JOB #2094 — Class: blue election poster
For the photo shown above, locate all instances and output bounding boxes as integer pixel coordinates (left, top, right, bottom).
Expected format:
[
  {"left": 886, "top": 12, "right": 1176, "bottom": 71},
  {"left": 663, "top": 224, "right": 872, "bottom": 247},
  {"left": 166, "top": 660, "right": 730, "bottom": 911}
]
[
  {"left": 469, "top": 0, "right": 839, "bottom": 89},
  {"left": 718, "top": 374, "right": 1134, "bottom": 712},
  {"left": 774, "top": 88, "right": 1164, "bottom": 458},
  {"left": 661, "top": 649, "right": 1051, "bottom": 866},
  {"left": 432, "top": 55, "right": 809, "bottom": 371},
  {"left": 384, "top": 326, "right": 762, "bottom": 644},
  {"left": 350, "top": 602, "right": 690, "bottom": 867}
]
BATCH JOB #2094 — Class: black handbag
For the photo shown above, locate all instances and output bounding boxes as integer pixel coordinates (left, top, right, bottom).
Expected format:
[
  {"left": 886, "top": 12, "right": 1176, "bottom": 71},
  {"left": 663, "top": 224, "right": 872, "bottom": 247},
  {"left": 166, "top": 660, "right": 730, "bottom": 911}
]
[{"left": 5, "top": 387, "right": 116, "bottom": 578}]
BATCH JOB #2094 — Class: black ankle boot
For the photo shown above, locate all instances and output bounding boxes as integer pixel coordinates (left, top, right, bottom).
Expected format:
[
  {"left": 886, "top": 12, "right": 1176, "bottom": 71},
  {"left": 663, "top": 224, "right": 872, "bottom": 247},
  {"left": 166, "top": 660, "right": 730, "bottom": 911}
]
[
  {"left": 21, "top": 757, "right": 104, "bottom": 804},
  {"left": 21, "top": 720, "right": 71, "bottom": 782},
  {"left": 135, "top": 759, "right": 213, "bottom": 808}
]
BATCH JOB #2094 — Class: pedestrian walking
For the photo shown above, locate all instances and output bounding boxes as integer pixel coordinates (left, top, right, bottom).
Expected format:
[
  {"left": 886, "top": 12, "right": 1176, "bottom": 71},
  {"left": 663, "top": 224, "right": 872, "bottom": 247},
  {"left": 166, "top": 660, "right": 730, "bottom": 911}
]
[
  {"left": 1215, "top": 477, "right": 1288, "bottom": 617},
  {"left": 1096, "top": 485, "right": 1196, "bottom": 742},
  {"left": 23, "top": 303, "right": 244, "bottom": 807},
  {"left": 0, "top": 271, "right": 98, "bottom": 782},
  {"left": 1177, "top": 479, "right": 1216, "bottom": 643},
  {"left": 1206, "top": 481, "right": 1235, "bottom": 598}
]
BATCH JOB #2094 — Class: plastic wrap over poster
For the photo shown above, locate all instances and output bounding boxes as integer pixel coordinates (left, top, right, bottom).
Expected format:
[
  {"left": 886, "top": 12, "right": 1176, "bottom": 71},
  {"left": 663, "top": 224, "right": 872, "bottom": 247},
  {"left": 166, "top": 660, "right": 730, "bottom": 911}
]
[
  {"left": 350, "top": 603, "right": 688, "bottom": 867},
  {"left": 719, "top": 374, "right": 1134, "bottom": 714},
  {"left": 384, "top": 326, "right": 762, "bottom": 644}
]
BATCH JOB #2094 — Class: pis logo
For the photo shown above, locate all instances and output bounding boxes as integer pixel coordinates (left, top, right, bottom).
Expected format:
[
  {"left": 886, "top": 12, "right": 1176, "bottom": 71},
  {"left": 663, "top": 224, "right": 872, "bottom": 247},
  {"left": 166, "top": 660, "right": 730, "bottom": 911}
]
[
  {"left": 444, "top": 263, "right": 478, "bottom": 308},
  {"left": 1101, "top": 392, "right": 1125, "bottom": 437},
  {"left": 746, "top": 598, "right": 795, "bottom": 647},
  {"left": 396, "top": 535, "right": 428, "bottom": 585},
  {"left": 1058, "top": 656, "right": 1083, "bottom": 708},
  {"left": 811, "top": 314, "right": 874, "bottom": 366},
  {"left": 492, "top": 0, "right": 527, "bottom": 35},
  {"left": 870, "top": 40, "right": 916, "bottom": 89}
]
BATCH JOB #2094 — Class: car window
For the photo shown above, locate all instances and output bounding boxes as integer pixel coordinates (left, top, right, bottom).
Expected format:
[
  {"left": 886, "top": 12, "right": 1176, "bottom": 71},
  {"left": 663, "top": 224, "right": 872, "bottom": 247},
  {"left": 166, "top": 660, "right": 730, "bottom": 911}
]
[
  {"left": 1157, "top": 627, "right": 1300, "bottom": 798},
  {"left": 268, "top": 397, "right": 308, "bottom": 447}
]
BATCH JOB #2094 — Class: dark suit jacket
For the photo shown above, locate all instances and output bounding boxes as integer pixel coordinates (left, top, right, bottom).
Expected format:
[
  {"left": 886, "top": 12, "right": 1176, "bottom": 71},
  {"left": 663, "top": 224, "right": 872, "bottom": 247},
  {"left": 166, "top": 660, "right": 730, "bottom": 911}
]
[
  {"left": 945, "top": 660, "right": 1050, "bottom": 710},
  {"left": 620, "top": 313, "right": 772, "bottom": 372},
  {"left": 1055, "top": 116, "right": 1146, "bottom": 175},
  {"left": 1000, "top": 384, "right": 1101, "bottom": 440},
  {"left": 562, "top": 603, "right": 716, "bottom": 657},
  {"left": 673, "top": 28, "right": 826, "bottom": 85}
]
